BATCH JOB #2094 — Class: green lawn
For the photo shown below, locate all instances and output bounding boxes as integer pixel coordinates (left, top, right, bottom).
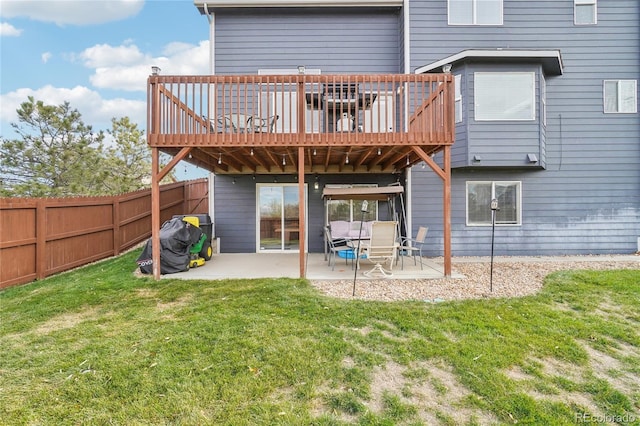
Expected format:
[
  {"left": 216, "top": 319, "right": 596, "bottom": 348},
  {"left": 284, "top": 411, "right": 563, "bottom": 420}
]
[{"left": 1, "top": 251, "right": 638, "bottom": 425}]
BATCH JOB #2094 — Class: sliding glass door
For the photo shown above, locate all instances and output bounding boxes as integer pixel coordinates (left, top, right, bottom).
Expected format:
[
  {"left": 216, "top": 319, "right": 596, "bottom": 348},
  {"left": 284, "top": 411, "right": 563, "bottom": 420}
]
[{"left": 257, "top": 184, "right": 306, "bottom": 252}]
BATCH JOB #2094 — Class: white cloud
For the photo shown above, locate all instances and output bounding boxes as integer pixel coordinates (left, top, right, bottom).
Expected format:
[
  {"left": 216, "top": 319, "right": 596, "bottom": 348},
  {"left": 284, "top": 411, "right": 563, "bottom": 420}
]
[
  {"left": 0, "top": 86, "right": 146, "bottom": 135},
  {"left": 0, "top": 21, "right": 22, "bottom": 36},
  {"left": 0, "top": 0, "right": 144, "bottom": 26},
  {"left": 90, "top": 64, "right": 156, "bottom": 92},
  {"left": 161, "top": 41, "right": 210, "bottom": 75},
  {"left": 79, "top": 43, "right": 145, "bottom": 68},
  {"left": 41, "top": 52, "right": 52, "bottom": 63},
  {"left": 0, "top": 37, "right": 210, "bottom": 135},
  {"left": 84, "top": 40, "right": 210, "bottom": 92}
]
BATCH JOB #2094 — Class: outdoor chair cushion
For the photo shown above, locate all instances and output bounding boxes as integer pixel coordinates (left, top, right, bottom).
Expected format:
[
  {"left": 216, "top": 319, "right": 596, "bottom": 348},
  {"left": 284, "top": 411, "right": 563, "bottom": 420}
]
[{"left": 330, "top": 220, "right": 373, "bottom": 239}]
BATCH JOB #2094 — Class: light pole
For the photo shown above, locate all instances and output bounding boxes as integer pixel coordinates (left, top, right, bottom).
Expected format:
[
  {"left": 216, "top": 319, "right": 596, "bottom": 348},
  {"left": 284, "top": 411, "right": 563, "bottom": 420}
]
[
  {"left": 352, "top": 200, "right": 369, "bottom": 296},
  {"left": 490, "top": 198, "right": 499, "bottom": 292}
]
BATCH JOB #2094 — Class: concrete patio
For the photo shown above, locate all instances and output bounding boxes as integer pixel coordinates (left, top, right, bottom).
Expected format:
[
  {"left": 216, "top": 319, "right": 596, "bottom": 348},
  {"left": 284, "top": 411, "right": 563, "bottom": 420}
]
[{"left": 162, "top": 252, "right": 464, "bottom": 281}]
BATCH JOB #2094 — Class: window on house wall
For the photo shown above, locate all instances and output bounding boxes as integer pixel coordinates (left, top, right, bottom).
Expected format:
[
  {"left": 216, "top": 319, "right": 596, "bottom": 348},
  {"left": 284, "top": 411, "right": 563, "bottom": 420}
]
[
  {"left": 467, "top": 181, "right": 521, "bottom": 226},
  {"left": 326, "top": 184, "right": 378, "bottom": 222},
  {"left": 575, "top": 0, "right": 597, "bottom": 25},
  {"left": 474, "top": 72, "right": 535, "bottom": 121},
  {"left": 455, "top": 74, "right": 462, "bottom": 123},
  {"left": 603, "top": 80, "right": 637, "bottom": 113},
  {"left": 448, "top": 0, "right": 503, "bottom": 25}
]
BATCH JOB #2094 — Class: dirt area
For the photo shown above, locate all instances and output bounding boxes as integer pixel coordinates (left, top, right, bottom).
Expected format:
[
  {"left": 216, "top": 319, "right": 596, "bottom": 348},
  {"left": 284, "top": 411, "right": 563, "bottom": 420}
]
[{"left": 310, "top": 255, "right": 639, "bottom": 302}]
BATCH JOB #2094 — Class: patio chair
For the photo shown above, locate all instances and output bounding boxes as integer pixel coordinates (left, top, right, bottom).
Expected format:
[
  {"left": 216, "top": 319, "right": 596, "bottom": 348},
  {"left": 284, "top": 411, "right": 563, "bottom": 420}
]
[
  {"left": 325, "top": 226, "right": 355, "bottom": 271},
  {"left": 398, "top": 226, "right": 428, "bottom": 270},
  {"left": 335, "top": 112, "right": 355, "bottom": 132},
  {"left": 214, "top": 114, "right": 279, "bottom": 133},
  {"left": 248, "top": 114, "right": 279, "bottom": 133},
  {"left": 358, "top": 221, "right": 398, "bottom": 278},
  {"left": 216, "top": 113, "right": 253, "bottom": 133}
]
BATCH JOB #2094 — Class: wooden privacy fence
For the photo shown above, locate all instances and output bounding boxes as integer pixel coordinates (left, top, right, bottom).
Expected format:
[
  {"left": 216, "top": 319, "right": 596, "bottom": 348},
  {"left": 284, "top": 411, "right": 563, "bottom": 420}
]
[{"left": 0, "top": 179, "right": 208, "bottom": 289}]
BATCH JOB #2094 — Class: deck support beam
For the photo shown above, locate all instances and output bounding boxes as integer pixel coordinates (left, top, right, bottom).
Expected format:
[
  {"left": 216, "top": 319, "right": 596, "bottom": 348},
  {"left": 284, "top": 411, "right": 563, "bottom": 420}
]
[
  {"left": 298, "top": 80, "right": 307, "bottom": 278},
  {"left": 412, "top": 145, "right": 452, "bottom": 277},
  {"left": 151, "top": 147, "right": 192, "bottom": 280},
  {"left": 151, "top": 147, "right": 161, "bottom": 280}
]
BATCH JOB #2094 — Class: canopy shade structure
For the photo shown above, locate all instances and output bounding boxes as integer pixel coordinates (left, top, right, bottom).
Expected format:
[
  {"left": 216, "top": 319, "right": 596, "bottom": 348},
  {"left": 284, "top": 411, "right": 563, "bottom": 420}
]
[
  {"left": 322, "top": 185, "right": 404, "bottom": 201},
  {"left": 322, "top": 184, "right": 408, "bottom": 263}
]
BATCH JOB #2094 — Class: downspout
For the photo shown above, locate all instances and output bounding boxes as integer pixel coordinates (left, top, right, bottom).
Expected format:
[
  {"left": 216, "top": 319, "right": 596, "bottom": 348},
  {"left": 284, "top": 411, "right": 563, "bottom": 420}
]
[
  {"left": 403, "top": 0, "right": 411, "bottom": 74},
  {"left": 403, "top": 0, "right": 412, "bottom": 240},
  {"left": 203, "top": 3, "right": 217, "bottom": 237},
  {"left": 204, "top": 3, "right": 214, "bottom": 75}
]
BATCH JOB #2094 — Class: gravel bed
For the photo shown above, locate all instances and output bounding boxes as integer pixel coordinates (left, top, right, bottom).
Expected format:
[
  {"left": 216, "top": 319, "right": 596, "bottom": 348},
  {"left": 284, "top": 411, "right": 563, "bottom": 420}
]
[{"left": 310, "top": 256, "right": 639, "bottom": 302}]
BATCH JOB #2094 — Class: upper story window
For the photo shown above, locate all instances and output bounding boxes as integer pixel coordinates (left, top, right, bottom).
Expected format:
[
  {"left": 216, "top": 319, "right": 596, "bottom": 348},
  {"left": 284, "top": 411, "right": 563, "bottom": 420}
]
[
  {"left": 603, "top": 80, "right": 637, "bottom": 114},
  {"left": 474, "top": 72, "right": 535, "bottom": 121},
  {"left": 575, "top": 0, "right": 597, "bottom": 25},
  {"left": 466, "top": 181, "right": 521, "bottom": 226},
  {"left": 454, "top": 74, "right": 462, "bottom": 123},
  {"left": 449, "top": 0, "right": 503, "bottom": 25}
]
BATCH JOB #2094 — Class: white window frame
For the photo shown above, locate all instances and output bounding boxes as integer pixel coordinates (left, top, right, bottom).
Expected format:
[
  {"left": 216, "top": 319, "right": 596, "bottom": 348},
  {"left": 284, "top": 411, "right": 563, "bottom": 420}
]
[
  {"left": 466, "top": 181, "right": 522, "bottom": 226},
  {"left": 255, "top": 183, "right": 308, "bottom": 253},
  {"left": 603, "top": 80, "right": 637, "bottom": 114},
  {"left": 448, "top": 0, "right": 503, "bottom": 26},
  {"left": 455, "top": 74, "right": 463, "bottom": 123},
  {"left": 574, "top": 0, "right": 597, "bottom": 25},
  {"left": 474, "top": 72, "right": 536, "bottom": 121}
]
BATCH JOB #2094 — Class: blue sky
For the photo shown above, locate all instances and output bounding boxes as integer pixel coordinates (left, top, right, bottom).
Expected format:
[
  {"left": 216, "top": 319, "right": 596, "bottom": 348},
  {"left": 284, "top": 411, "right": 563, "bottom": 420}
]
[{"left": 0, "top": 0, "right": 210, "bottom": 180}]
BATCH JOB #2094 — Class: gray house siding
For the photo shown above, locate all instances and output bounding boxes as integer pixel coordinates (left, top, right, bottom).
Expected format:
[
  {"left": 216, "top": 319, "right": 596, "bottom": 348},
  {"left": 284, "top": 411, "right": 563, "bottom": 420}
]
[
  {"left": 214, "top": 174, "right": 399, "bottom": 253},
  {"left": 214, "top": 8, "right": 402, "bottom": 75},
  {"left": 211, "top": 7, "right": 405, "bottom": 253},
  {"left": 409, "top": 0, "right": 640, "bottom": 256},
  {"left": 413, "top": 167, "right": 639, "bottom": 256},
  {"left": 207, "top": 0, "right": 639, "bottom": 256},
  {"left": 213, "top": 175, "right": 257, "bottom": 253}
]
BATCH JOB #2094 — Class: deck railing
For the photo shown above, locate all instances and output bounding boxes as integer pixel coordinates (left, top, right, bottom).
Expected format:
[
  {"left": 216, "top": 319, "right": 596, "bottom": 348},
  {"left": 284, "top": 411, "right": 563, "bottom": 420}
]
[{"left": 147, "top": 74, "right": 454, "bottom": 148}]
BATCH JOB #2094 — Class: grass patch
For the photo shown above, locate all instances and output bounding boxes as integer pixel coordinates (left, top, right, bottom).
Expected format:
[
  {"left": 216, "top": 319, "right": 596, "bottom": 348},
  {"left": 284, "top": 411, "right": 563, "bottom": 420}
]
[{"left": 0, "top": 252, "right": 639, "bottom": 425}]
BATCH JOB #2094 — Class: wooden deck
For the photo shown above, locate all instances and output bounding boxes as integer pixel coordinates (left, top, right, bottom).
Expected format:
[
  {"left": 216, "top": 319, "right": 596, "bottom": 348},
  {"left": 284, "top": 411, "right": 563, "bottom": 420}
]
[
  {"left": 147, "top": 73, "right": 454, "bottom": 174},
  {"left": 146, "top": 73, "right": 455, "bottom": 279}
]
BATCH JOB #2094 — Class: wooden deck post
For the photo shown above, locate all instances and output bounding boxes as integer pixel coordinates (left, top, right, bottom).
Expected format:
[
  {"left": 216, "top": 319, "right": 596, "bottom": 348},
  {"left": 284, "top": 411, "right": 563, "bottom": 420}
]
[
  {"left": 298, "top": 146, "right": 306, "bottom": 278},
  {"left": 151, "top": 147, "right": 161, "bottom": 280},
  {"left": 298, "top": 79, "right": 306, "bottom": 278},
  {"left": 443, "top": 145, "right": 452, "bottom": 277}
]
